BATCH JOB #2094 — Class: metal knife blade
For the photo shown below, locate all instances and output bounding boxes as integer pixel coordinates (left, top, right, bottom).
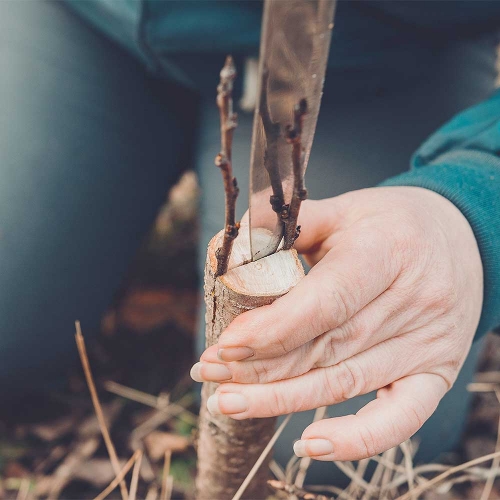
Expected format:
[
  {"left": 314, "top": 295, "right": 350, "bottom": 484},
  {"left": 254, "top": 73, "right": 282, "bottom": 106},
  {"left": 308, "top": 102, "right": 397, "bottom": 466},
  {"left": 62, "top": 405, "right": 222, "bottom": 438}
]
[{"left": 248, "top": 0, "right": 336, "bottom": 261}]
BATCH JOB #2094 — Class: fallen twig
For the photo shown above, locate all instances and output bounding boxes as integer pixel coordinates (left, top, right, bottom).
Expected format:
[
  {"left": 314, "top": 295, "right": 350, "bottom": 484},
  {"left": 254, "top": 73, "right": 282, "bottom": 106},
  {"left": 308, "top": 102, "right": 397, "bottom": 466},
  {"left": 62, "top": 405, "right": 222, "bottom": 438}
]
[
  {"left": 16, "top": 478, "right": 31, "bottom": 500},
  {"left": 145, "top": 484, "right": 158, "bottom": 500},
  {"left": 160, "top": 450, "right": 172, "bottom": 500},
  {"left": 396, "top": 450, "right": 500, "bottom": 500},
  {"left": 94, "top": 451, "right": 140, "bottom": 500},
  {"left": 47, "top": 438, "right": 100, "bottom": 499},
  {"left": 269, "top": 459, "right": 286, "bottom": 482},
  {"left": 75, "top": 321, "right": 129, "bottom": 500},
  {"left": 105, "top": 381, "right": 197, "bottom": 426},
  {"left": 400, "top": 440, "right": 415, "bottom": 499},
  {"left": 128, "top": 450, "right": 143, "bottom": 500},
  {"left": 268, "top": 479, "right": 332, "bottom": 499},
  {"left": 480, "top": 388, "right": 500, "bottom": 500}
]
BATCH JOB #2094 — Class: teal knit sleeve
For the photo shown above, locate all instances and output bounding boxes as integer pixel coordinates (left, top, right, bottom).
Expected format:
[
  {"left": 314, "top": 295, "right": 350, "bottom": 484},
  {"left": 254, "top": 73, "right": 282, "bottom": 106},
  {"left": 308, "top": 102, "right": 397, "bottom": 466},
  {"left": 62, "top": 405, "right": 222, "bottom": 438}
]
[{"left": 381, "top": 90, "right": 500, "bottom": 338}]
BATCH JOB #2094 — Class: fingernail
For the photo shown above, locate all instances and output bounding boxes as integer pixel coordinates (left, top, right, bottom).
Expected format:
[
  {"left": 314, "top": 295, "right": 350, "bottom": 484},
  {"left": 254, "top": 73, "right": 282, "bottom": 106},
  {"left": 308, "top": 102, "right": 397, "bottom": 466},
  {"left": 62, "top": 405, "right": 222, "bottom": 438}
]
[
  {"left": 207, "top": 393, "right": 248, "bottom": 415},
  {"left": 217, "top": 347, "right": 254, "bottom": 362},
  {"left": 190, "top": 362, "right": 232, "bottom": 382},
  {"left": 293, "top": 439, "right": 334, "bottom": 458}
]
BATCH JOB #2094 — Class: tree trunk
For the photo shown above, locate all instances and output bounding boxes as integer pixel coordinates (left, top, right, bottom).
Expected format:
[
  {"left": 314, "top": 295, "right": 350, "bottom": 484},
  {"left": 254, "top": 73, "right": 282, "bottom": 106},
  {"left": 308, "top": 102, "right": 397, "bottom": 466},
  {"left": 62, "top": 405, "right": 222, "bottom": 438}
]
[{"left": 196, "top": 229, "right": 304, "bottom": 499}]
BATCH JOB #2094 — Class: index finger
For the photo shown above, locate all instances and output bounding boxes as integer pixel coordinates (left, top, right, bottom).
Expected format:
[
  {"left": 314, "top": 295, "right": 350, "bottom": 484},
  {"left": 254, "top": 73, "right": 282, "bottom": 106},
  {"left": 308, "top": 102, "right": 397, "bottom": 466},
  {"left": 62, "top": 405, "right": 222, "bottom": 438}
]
[{"left": 216, "top": 223, "right": 402, "bottom": 362}]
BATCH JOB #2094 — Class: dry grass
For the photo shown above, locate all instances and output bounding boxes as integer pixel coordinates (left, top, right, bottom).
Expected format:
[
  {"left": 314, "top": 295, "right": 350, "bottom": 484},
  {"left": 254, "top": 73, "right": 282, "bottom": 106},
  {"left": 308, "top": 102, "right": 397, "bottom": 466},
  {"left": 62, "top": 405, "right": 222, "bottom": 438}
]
[{"left": 3, "top": 327, "right": 500, "bottom": 499}]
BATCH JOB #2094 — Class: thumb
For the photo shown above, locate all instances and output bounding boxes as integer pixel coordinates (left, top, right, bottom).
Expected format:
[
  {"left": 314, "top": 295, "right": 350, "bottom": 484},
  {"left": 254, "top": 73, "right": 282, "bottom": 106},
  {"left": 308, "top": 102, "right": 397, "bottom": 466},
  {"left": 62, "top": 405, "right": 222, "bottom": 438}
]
[
  {"left": 241, "top": 197, "right": 346, "bottom": 261},
  {"left": 295, "top": 373, "right": 448, "bottom": 461}
]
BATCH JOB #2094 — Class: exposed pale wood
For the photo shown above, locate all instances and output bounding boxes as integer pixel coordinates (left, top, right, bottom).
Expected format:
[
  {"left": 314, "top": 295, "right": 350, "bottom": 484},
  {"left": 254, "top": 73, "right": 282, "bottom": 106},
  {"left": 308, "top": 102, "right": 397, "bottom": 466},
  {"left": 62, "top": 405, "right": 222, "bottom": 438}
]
[{"left": 196, "top": 229, "right": 304, "bottom": 499}]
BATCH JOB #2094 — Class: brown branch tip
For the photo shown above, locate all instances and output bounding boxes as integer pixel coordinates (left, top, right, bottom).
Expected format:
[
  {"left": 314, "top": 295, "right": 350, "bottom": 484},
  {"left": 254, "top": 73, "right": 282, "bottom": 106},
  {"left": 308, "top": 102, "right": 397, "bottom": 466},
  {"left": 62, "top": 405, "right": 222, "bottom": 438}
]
[
  {"left": 215, "top": 55, "right": 240, "bottom": 277},
  {"left": 283, "top": 98, "right": 308, "bottom": 250}
]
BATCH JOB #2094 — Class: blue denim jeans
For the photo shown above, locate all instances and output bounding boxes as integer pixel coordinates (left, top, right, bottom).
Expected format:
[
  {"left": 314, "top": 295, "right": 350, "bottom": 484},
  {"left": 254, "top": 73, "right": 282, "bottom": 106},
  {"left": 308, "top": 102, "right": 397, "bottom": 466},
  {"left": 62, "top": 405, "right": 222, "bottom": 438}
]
[{"left": 0, "top": 1, "right": 196, "bottom": 391}]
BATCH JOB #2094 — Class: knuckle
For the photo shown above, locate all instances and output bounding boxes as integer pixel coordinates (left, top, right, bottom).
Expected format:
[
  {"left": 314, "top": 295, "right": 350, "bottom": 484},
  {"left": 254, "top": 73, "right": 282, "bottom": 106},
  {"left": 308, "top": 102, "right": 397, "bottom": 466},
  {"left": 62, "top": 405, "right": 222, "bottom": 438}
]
[
  {"left": 253, "top": 360, "right": 271, "bottom": 383},
  {"left": 325, "top": 360, "right": 364, "bottom": 402},
  {"left": 400, "top": 396, "right": 428, "bottom": 431},
  {"left": 316, "top": 279, "right": 352, "bottom": 332},
  {"left": 421, "top": 278, "right": 458, "bottom": 317},
  {"left": 317, "top": 326, "right": 350, "bottom": 368},
  {"left": 356, "top": 424, "right": 379, "bottom": 458},
  {"left": 274, "top": 332, "right": 291, "bottom": 355},
  {"left": 431, "top": 364, "right": 459, "bottom": 390},
  {"left": 269, "top": 387, "right": 290, "bottom": 415}
]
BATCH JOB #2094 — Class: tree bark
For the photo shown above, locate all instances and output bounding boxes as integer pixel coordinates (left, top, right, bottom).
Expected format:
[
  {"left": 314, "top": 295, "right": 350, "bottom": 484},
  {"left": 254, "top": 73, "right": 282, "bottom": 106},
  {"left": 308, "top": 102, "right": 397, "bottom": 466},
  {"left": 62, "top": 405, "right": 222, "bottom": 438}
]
[{"left": 196, "top": 229, "right": 304, "bottom": 499}]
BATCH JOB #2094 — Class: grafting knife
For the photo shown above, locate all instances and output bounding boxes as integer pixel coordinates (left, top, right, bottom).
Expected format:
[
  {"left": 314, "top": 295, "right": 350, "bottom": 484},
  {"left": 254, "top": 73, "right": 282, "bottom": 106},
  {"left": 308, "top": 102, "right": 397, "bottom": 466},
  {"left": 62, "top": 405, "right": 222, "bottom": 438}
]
[{"left": 248, "top": 0, "right": 336, "bottom": 260}]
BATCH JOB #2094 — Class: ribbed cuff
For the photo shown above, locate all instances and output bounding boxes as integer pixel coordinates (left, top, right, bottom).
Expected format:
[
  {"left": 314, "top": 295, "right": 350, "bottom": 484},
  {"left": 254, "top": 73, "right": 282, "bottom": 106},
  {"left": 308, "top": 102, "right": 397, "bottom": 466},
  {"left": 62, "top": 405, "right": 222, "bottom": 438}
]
[{"left": 380, "top": 150, "right": 500, "bottom": 338}]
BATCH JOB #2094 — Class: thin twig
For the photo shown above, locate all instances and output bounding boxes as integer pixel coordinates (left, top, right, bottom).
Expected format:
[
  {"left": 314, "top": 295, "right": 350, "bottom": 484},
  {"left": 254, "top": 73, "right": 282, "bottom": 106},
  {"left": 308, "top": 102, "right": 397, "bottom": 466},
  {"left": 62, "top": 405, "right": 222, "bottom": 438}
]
[
  {"left": 165, "top": 476, "right": 174, "bottom": 500},
  {"left": 16, "top": 478, "right": 30, "bottom": 500},
  {"left": 468, "top": 382, "right": 500, "bottom": 393},
  {"left": 400, "top": 440, "right": 415, "bottom": 499},
  {"left": 128, "top": 450, "right": 143, "bottom": 500},
  {"left": 47, "top": 438, "right": 100, "bottom": 500},
  {"left": 94, "top": 451, "right": 140, "bottom": 500},
  {"left": 267, "top": 480, "right": 332, "bottom": 499},
  {"left": 130, "top": 394, "right": 196, "bottom": 443},
  {"left": 396, "top": 450, "right": 500, "bottom": 500},
  {"left": 232, "top": 414, "right": 293, "bottom": 500},
  {"left": 160, "top": 450, "right": 172, "bottom": 500},
  {"left": 480, "top": 389, "right": 500, "bottom": 500},
  {"left": 283, "top": 98, "right": 308, "bottom": 249},
  {"left": 475, "top": 372, "right": 500, "bottom": 383},
  {"left": 306, "top": 484, "right": 346, "bottom": 496},
  {"left": 347, "top": 459, "right": 370, "bottom": 498},
  {"left": 215, "top": 55, "right": 240, "bottom": 276},
  {"left": 145, "top": 484, "right": 158, "bottom": 500},
  {"left": 75, "top": 321, "right": 129, "bottom": 500},
  {"left": 269, "top": 459, "right": 286, "bottom": 482},
  {"left": 363, "top": 455, "right": 385, "bottom": 500},
  {"left": 379, "top": 446, "right": 397, "bottom": 499},
  {"left": 105, "top": 380, "right": 162, "bottom": 408},
  {"left": 286, "top": 454, "right": 301, "bottom": 485},
  {"left": 334, "top": 460, "right": 378, "bottom": 496},
  {"left": 105, "top": 381, "right": 197, "bottom": 425}
]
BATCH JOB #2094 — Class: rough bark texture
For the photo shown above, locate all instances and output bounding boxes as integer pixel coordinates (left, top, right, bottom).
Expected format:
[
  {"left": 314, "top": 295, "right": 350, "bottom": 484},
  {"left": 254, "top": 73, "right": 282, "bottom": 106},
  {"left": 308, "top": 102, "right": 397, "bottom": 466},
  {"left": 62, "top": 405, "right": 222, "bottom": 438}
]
[{"left": 196, "top": 229, "right": 304, "bottom": 500}]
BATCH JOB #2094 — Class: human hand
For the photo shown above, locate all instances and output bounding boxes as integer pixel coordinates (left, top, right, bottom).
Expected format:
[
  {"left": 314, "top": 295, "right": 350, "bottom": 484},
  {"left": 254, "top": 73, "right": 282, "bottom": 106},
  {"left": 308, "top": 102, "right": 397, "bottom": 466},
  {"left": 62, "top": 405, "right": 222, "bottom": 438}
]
[{"left": 191, "top": 186, "right": 483, "bottom": 461}]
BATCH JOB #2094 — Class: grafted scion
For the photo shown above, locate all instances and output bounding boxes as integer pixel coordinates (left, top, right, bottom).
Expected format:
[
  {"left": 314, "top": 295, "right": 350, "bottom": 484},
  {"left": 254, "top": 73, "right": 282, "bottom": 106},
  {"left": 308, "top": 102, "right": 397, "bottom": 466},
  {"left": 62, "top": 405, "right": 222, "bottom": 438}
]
[
  {"left": 215, "top": 56, "right": 240, "bottom": 277},
  {"left": 283, "top": 98, "right": 308, "bottom": 249}
]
